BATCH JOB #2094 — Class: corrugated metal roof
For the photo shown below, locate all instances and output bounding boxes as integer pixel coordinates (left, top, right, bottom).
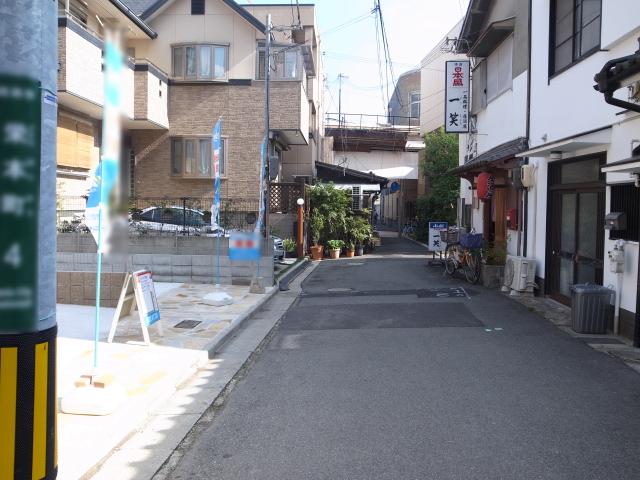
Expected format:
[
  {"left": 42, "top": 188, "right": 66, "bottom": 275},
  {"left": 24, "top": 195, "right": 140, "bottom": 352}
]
[{"left": 449, "top": 137, "right": 528, "bottom": 175}]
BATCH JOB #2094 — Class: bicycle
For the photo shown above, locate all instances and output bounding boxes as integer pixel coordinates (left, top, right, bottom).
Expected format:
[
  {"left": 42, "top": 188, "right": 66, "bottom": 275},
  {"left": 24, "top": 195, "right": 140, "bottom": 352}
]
[{"left": 441, "top": 228, "right": 483, "bottom": 284}]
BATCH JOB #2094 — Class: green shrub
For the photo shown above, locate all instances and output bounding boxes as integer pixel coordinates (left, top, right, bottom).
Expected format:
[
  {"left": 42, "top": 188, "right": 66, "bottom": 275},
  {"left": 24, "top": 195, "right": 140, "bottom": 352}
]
[
  {"left": 282, "top": 238, "right": 296, "bottom": 253},
  {"left": 326, "top": 239, "right": 344, "bottom": 250}
]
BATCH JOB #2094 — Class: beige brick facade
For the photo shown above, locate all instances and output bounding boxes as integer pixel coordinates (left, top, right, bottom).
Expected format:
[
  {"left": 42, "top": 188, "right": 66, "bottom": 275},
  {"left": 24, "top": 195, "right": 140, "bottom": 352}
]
[
  {"left": 131, "top": 81, "right": 304, "bottom": 201},
  {"left": 134, "top": 70, "right": 148, "bottom": 120}
]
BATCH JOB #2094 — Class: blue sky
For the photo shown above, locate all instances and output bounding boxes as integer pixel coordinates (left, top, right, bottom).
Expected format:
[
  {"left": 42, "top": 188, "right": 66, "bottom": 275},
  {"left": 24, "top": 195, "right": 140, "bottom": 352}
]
[{"left": 247, "top": 0, "right": 469, "bottom": 116}]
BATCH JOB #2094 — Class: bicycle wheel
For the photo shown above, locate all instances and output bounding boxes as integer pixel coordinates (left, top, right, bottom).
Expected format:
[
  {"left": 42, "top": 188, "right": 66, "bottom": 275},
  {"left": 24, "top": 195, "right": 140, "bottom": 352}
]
[
  {"left": 464, "top": 250, "right": 481, "bottom": 284},
  {"left": 444, "top": 244, "right": 457, "bottom": 276}
]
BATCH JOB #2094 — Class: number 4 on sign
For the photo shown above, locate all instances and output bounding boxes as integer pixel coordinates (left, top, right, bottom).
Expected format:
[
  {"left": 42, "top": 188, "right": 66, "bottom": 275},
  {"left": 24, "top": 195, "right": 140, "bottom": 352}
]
[{"left": 3, "top": 243, "right": 21, "bottom": 268}]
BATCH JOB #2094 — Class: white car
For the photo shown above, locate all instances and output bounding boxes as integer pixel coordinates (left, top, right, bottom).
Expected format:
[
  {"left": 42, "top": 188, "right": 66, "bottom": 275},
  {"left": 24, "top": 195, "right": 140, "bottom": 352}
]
[
  {"left": 130, "top": 206, "right": 224, "bottom": 236},
  {"left": 130, "top": 206, "right": 285, "bottom": 259}
]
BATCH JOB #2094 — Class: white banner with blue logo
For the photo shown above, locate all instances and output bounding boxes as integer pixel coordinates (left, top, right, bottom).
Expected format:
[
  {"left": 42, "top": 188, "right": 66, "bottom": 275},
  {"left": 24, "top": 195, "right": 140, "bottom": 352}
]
[
  {"left": 211, "top": 118, "right": 222, "bottom": 229},
  {"left": 86, "top": 31, "right": 123, "bottom": 368}
]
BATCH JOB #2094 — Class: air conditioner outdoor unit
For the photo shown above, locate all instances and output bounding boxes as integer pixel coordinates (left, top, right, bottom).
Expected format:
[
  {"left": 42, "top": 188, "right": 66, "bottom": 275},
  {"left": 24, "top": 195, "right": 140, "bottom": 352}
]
[{"left": 502, "top": 255, "right": 536, "bottom": 295}]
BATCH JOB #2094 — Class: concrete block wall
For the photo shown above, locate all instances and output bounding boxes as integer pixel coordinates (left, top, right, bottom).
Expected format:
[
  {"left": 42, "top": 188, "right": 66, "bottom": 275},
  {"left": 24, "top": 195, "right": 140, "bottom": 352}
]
[
  {"left": 57, "top": 271, "right": 126, "bottom": 307},
  {"left": 56, "top": 234, "right": 275, "bottom": 288}
]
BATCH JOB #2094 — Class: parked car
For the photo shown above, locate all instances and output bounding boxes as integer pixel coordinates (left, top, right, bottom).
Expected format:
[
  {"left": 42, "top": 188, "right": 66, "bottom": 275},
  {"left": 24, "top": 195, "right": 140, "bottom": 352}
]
[
  {"left": 130, "top": 206, "right": 285, "bottom": 259},
  {"left": 130, "top": 206, "right": 224, "bottom": 236}
]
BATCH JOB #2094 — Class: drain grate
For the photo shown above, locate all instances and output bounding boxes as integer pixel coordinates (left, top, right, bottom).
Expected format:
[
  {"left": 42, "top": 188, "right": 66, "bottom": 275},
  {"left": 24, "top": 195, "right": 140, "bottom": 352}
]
[{"left": 173, "top": 320, "right": 202, "bottom": 329}]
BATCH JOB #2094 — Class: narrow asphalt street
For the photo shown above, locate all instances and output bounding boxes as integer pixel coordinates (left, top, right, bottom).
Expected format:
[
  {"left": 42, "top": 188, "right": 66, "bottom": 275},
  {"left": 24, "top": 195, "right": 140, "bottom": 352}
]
[{"left": 164, "top": 237, "right": 640, "bottom": 480}]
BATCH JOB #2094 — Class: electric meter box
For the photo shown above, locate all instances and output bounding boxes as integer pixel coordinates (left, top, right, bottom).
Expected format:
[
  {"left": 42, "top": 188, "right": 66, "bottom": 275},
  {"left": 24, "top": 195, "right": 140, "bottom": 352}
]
[{"left": 604, "top": 212, "right": 626, "bottom": 230}]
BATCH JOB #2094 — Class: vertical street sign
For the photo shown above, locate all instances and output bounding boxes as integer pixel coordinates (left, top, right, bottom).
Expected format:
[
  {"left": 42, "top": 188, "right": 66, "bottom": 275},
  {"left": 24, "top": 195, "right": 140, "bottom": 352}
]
[
  {"left": 444, "top": 60, "right": 470, "bottom": 133},
  {"left": 0, "top": 75, "right": 41, "bottom": 333}
]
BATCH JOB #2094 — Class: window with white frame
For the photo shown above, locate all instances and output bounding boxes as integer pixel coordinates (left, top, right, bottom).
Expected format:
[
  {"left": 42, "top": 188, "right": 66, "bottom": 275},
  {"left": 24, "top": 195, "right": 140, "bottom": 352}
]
[
  {"left": 256, "top": 46, "right": 301, "bottom": 80},
  {"left": 171, "top": 137, "right": 226, "bottom": 178},
  {"left": 409, "top": 91, "right": 420, "bottom": 118},
  {"left": 172, "top": 44, "right": 228, "bottom": 81},
  {"left": 485, "top": 35, "right": 513, "bottom": 102}
]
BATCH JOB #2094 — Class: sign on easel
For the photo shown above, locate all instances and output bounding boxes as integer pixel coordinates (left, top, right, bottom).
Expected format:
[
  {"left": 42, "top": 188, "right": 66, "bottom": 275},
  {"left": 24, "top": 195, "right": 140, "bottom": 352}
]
[{"left": 108, "top": 270, "right": 163, "bottom": 345}]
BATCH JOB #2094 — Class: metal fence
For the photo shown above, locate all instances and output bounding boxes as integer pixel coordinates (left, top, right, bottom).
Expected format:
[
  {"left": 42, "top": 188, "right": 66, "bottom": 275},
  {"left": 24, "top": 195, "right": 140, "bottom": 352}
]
[{"left": 56, "top": 195, "right": 261, "bottom": 234}]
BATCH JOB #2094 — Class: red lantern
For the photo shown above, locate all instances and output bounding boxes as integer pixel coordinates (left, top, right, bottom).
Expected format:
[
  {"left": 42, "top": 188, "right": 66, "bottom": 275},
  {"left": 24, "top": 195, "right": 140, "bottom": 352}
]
[{"left": 477, "top": 172, "right": 495, "bottom": 200}]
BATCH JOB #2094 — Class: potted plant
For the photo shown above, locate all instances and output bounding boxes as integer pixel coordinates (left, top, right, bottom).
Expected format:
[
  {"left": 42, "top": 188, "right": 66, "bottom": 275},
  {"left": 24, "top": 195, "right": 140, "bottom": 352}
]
[
  {"left": 282, "top": 238, "right": 296, "bottom": 258},
  {"left": 481, "top": 241, "right": 507, "bottom": 288},
  {"left": 326, "top": 239, "right": 344, "bottom": 259},
  {"left": 351, "top": 216, "right": 372, "bottom": 256},
  {"left": 345, "top": 240, "right": 356, "bottom": 257},
  {"left": 310, "top": 211, "right": 324, "bottom": 261}
]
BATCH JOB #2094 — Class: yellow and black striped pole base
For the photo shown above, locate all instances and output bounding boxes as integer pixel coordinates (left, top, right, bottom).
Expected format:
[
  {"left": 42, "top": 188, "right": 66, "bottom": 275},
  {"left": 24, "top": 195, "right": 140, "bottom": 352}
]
[{"left": 0, "top": 326, "right": 57, "bottom": 480}]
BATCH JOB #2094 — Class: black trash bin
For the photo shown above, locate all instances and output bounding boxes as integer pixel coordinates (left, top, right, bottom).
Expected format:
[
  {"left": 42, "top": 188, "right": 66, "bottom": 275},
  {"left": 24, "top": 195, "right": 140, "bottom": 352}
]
[{"left": 570, "top": 284, "right": 614, "bottom": 334}]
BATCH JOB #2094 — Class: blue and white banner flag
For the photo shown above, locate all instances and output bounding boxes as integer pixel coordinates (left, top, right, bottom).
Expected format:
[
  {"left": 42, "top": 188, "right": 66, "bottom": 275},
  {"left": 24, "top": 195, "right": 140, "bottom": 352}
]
[
  {"left": 85, "top": 34, "right": 122, "bottom": 253},
  {"left": 211, "top": 118, "right": 222, "bottom": 230}
]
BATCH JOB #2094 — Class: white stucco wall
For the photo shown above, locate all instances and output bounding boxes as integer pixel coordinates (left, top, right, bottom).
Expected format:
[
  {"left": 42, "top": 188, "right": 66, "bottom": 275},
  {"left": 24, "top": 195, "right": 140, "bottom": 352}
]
[
  {"left": 526, "top": 1, "right": 640, "bottom": 313},
  {"left": 128, "top": 0, "right": 258, "bottom": 79},
  {"left": 474, "top": 70, "right": 528, "bottom": 155},
  {"left": 337, "top": 151, "right": 419, "bottom": 180}
]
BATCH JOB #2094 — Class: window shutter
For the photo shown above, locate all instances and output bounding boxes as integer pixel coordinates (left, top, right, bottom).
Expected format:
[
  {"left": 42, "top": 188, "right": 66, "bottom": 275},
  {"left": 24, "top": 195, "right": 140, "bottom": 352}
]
[{"left": 471, "top": 60, "right": 486, "bottom": 113}]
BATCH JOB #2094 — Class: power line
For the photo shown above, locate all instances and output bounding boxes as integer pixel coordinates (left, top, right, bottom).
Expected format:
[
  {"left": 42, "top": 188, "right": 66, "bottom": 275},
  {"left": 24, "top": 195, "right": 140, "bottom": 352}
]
[
  {"left": 373, "top": 11, "right": 387, "bottom": 113},
  {"left": 320, "top": 9, "right": 375, "bottom": 36},
  {"left": 375, "top": 0, "right": 403, "bottom": 110}
]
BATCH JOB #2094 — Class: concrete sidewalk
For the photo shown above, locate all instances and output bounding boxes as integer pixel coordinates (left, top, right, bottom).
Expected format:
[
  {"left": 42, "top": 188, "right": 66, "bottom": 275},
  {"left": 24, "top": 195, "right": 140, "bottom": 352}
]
[{"left": 56, "top": 282, "right": 276, "bottom": 480}]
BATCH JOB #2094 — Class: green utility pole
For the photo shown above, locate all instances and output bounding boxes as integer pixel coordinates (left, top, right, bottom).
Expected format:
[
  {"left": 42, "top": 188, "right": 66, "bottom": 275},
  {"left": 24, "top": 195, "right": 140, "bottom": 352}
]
[{"left": 0, "top": 0, "right": 58, "bottom": 478}]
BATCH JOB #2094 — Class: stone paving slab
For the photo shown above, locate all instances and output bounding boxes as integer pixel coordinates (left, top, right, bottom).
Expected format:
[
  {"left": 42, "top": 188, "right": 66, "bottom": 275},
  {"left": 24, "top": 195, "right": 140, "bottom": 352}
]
[
  {"left": 56, "top": 282, "right": 277, "bottom": 480},
  {"left": 91, "top": 264, "right": 318, "bottom": 480}
]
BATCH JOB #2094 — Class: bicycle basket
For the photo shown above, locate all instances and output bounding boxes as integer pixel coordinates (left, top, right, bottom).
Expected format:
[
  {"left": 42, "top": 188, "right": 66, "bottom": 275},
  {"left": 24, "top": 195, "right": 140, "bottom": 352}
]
[
  {"left": 439, "top": 230, "right": 459, "bottom": 244},
  {"left": 459, "top": 233, "right": 483, "bottom": 249}
]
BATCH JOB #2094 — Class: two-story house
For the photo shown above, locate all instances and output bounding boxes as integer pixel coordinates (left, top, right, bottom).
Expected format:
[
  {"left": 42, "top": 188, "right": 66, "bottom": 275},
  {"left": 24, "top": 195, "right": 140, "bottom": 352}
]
[
  {"left": 452, "top": 0, "right": 530, "bottom": 255},
  {"left": 56, "top": 0, "right": 322, "bottom": 220},
  {"left": 56, "top": 0, "right": 164, "bottom": 215},
  {"left": 517, "top": 0, "right": 640, "bottom": 340}
]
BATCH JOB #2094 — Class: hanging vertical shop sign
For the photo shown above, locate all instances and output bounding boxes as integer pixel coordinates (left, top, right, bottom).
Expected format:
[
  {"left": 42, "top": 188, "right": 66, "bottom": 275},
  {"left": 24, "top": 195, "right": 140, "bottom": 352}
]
[
  {"left": 444, "top": 60, "right": 470, "bottom": 133},
  {"left": 0, "top": 75, "right": 40, "bottom": 333}
]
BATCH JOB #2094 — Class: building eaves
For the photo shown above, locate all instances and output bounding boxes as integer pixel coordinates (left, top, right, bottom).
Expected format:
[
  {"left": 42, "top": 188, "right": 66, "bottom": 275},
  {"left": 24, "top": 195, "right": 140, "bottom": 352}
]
[
  {"left": 457, "top": 0, "right": 492, "bottom": 54},
  {"left": 315, "top": 161, "right": 388, "bottom": 185},
  {"left": 139, "top": 0, "right": 266, "bottom": 31},
  {"left": 449, "top": 137, "right": 528, "bottom": 175},
  {"left": 111, "top": 0, "right": 157, "bottom": 38}
]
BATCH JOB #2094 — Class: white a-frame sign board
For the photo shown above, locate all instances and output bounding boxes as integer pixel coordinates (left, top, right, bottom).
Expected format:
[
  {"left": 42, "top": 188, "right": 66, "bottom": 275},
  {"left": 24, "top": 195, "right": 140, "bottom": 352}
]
[{"left": 108, "top": 270, "right": 163, "bottom": 345}]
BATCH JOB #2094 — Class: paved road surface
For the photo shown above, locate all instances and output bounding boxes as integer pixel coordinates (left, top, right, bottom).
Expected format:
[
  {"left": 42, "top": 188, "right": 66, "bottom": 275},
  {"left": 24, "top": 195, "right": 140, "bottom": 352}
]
[{"left": 165, "top": 237, "right": 640, "bottom": 480}]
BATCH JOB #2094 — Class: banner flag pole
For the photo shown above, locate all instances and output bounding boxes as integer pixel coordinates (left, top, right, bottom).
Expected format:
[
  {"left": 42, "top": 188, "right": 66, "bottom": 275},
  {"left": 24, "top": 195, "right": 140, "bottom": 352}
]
[{"left": 85, "top": 31, "right": 122, "bottom": 369}]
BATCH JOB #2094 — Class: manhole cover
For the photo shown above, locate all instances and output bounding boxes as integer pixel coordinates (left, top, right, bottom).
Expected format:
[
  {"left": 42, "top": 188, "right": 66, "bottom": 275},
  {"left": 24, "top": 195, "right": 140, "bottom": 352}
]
[
  {"left": 327, "top": 288, "right": 353, "bottom": 292},
  {"left": 174, "top": 320, "right": 202, "bottom": 329}
]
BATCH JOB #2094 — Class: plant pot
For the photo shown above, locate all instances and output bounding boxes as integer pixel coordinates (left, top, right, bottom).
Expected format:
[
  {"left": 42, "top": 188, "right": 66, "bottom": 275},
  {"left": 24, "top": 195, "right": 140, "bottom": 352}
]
[
  {"left": 310, "top": 245, "right": 324, "bottom": 261},
  {"left": 481, "top": 264, "right": 505, "bottom": 289},
  {"left": 345, "top": 249, "right": 355, "bottom": 258},
  {"left": 355, "top": 246, "right": 364, "bottom": 256},
  {"left": 329, "top": 248, "right": 341, "bottom": 259}
]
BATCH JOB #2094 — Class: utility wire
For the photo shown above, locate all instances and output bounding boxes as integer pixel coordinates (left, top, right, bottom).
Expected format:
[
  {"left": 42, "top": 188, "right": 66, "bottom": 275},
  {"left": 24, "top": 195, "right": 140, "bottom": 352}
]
[
  {"left": 320, "top": 9, "right": 375, "bottom": 36},
  {"left": 373, "top": 10, "right": 387, "bottom": 114}
]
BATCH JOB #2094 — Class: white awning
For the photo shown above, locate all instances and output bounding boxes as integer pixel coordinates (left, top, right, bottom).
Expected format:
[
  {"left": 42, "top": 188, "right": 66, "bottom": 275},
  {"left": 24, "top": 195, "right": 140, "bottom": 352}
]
[
  {"left": 516, "top": 127, "right": 611, "bottom": 158},
  {"left": 405, "top": 140, "right": 425, "bottom": 151},
  {"left": 370, "top": 166, "right": 417, "bottom": 180},
  {"left": 601, "top": 158, "right": 640, "bottom": 174}
]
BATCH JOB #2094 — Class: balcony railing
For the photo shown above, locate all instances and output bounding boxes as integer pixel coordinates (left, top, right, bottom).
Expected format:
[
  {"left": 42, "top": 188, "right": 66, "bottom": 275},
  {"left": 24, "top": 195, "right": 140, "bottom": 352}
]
[{"left": 325, "top": 113, "right": 420, "bottom": 131}]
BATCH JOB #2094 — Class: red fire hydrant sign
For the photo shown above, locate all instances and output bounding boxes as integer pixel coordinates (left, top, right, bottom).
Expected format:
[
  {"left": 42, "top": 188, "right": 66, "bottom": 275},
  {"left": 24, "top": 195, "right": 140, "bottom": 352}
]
[{"left": 229, "top": 232, "right": 261, "bottom": 261}]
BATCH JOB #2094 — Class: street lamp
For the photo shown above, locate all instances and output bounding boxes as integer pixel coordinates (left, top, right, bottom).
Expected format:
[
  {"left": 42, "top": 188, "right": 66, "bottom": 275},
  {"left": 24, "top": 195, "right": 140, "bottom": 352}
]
[{"left": 296, "top": 198, "right": 305, "bottom": 258}]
